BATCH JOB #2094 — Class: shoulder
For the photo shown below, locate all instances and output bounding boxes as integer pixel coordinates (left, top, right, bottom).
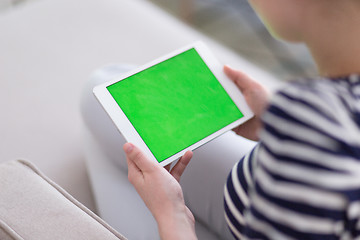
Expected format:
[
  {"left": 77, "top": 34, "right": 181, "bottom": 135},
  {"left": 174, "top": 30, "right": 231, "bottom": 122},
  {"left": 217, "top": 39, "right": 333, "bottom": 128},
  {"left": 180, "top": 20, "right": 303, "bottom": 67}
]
[
  {"left": 259, "top": 77, "right": 360, "bottom": 171},
  {"left": 266, "top": 77, "right": 359, "bottom": 126},
  {"left": 261, "top": 79, "right": 342, "bottom": 151},
  {"left": 266, "top": 79, "right": 340, "bottom": 125}
]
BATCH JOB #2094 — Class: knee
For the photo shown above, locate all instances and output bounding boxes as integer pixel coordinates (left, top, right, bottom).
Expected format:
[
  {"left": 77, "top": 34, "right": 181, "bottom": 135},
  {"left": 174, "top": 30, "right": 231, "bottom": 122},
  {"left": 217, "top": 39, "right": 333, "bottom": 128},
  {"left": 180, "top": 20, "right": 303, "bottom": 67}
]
[{"left": 80, "top": 64, "right": 136, "bottom": 170}]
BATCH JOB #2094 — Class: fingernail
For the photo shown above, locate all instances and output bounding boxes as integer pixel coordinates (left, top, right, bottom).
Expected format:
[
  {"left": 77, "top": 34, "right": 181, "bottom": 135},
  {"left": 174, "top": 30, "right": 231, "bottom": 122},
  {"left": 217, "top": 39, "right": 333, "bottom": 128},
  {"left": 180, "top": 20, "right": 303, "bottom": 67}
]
[
  {"left": 124, "top": 143, "right": 134, "bottom": 154},
  {"left": 224, "top": 64, "right": 234, "bottom": 70}
]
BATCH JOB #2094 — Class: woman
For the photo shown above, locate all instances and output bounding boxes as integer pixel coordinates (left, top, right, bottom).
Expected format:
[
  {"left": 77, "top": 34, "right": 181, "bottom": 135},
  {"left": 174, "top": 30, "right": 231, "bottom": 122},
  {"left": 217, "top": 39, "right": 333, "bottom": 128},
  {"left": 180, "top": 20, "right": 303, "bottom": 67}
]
[{"left": 124, "top": 0, "right": 360, "bottom": 239}]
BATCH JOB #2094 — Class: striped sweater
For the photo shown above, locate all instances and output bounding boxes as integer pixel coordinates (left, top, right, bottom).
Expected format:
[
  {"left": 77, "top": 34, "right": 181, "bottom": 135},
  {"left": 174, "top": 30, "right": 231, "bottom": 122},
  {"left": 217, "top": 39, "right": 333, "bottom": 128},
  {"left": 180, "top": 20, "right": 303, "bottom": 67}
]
[{"left": 224, "top": 75, "right": 360, "bottom": 240}]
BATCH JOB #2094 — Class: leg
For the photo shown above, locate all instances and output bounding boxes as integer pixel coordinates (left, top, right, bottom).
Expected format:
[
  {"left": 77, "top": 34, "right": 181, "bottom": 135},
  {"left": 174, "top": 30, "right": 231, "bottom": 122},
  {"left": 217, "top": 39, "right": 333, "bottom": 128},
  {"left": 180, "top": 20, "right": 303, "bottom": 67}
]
[
  {"left": 80, "top": 64, "right": 136, "bottom": 172},
  {"left": 181, "top": 132, "right": 256, "bottom": 238}
]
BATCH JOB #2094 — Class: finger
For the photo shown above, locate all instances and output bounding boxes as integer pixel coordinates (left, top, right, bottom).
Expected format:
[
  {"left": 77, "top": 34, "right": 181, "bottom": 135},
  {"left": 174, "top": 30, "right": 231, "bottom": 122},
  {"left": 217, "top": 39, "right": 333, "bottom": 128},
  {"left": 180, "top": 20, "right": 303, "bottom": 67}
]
[
  {"left": 123, "top": 143, "right": 158, "bottom": 173},
  {"left": 223, "top": 65, "right": 254, "bottom": 92},
  {"left": 125, "top": 144, "right": 145, "bottom": 186},
  {"left": 170, "top": 151, "right": 193, "bottom": 182},
  {"left": 126, "top": 154, "right": 143, "bottom": 185}
]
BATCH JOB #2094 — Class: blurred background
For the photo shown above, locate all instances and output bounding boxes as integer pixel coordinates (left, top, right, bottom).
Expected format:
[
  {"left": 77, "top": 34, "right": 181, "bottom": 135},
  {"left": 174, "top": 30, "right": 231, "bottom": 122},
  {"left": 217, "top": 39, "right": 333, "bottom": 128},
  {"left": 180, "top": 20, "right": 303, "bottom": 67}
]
[{"left": 0, "top": 0, "right": 316, "bottom": 80}]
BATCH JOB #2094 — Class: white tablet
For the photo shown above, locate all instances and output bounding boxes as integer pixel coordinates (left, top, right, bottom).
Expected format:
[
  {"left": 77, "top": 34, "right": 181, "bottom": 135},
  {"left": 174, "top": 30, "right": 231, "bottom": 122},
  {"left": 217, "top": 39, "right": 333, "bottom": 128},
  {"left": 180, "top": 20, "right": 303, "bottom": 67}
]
[{"left": 93, "top": 41, "right": 253, "bottom": 166}]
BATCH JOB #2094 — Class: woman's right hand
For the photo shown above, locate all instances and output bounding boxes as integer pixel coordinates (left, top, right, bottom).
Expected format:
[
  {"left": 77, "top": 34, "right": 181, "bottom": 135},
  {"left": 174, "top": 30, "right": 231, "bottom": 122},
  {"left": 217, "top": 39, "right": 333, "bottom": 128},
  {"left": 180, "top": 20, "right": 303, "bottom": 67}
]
[{"left": 224, "top": 65, "right": 270, "bottom": 141}]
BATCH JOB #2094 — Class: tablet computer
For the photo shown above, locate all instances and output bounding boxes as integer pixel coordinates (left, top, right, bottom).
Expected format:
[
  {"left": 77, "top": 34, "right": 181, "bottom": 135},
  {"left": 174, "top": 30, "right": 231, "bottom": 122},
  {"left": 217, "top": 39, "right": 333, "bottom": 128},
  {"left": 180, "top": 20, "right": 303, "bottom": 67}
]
[{"left": 93, "top": 41, "right": 253, "bottom": 166}]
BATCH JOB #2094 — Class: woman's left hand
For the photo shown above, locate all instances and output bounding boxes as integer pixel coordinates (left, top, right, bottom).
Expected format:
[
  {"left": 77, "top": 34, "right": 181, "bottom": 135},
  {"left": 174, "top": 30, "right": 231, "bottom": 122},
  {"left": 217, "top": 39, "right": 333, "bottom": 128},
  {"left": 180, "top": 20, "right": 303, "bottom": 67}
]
[{"left": 124, "top": 143, "right": 197, "bottom": 240}]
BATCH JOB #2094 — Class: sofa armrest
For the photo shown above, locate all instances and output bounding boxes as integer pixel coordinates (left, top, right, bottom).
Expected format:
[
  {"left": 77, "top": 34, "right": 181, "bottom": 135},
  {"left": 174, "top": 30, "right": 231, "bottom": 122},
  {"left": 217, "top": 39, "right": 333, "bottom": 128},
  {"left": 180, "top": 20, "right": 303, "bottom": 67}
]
[{"left": 0, "top": 160, "right": 126, "bottom": 240}]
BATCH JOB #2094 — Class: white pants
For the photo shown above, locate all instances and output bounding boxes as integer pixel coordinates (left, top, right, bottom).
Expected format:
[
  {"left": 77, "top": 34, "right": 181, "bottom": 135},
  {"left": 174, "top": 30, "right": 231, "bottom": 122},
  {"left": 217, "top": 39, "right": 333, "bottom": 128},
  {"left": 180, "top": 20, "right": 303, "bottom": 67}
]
[{"left": 80, "top": 64, "right": 256, "bottom": 239}]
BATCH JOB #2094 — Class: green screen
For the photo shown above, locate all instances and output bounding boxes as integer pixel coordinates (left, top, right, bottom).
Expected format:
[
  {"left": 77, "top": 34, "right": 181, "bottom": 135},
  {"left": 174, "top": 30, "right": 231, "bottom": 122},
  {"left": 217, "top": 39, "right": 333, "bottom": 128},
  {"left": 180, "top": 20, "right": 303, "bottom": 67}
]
[{"left": 107, "top": 48, "right": 244, "bottom": 162}]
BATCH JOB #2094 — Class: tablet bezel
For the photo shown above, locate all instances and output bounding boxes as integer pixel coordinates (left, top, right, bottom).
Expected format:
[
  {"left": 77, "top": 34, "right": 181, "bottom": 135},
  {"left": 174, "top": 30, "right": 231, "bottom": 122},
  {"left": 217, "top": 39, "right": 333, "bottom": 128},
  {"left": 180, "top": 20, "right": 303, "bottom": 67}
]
[{"left": 93, "top": 41, "right": 253, "bottom": 166}]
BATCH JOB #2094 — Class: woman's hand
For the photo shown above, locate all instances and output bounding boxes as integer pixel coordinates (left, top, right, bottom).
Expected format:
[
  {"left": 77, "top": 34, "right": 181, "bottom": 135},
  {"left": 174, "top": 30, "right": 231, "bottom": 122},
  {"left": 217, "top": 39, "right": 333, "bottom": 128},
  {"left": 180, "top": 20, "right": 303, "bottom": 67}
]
[
  {"left": 124, "top": 143, "right": 197, "bottom": 240},
  {"left": 224, "top": 65, "right": 270, "bottom": 141}
]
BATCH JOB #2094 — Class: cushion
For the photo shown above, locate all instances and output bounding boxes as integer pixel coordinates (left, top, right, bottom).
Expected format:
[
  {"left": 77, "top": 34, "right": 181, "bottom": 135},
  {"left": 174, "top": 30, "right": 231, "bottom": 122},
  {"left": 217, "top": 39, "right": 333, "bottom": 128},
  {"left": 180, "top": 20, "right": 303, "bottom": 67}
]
[{"left": 0, "top": 160, "right": 127, "bottom": 240}]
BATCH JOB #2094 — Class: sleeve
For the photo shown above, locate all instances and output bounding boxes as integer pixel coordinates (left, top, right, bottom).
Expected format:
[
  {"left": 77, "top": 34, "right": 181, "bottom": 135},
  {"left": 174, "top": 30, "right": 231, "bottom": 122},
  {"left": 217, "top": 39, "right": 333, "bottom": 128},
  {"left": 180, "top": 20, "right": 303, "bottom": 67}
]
[
  {"left": 224, "top": 144, "right": 260, "bottom": 240},
  {"left": 225, "top": 83, "right": 360, "bottom": 239}
]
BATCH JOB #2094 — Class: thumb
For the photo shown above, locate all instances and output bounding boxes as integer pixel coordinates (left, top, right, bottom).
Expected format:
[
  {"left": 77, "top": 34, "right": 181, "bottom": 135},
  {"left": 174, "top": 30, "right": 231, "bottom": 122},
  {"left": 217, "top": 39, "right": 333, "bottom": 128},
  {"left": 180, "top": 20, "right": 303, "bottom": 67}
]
[
  {"left": 124, "top": 143, "right": 158, "bottom": 172},
  {"left": 224, "top": 65, "right": 254, "bottom": 92}
]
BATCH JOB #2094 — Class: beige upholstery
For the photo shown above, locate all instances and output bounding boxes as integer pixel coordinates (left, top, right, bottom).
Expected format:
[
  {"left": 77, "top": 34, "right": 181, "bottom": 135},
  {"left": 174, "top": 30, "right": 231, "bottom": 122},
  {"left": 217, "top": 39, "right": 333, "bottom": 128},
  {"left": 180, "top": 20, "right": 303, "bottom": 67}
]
[{"left": 0, "top": 160, "right": 127, "bottom": 240}]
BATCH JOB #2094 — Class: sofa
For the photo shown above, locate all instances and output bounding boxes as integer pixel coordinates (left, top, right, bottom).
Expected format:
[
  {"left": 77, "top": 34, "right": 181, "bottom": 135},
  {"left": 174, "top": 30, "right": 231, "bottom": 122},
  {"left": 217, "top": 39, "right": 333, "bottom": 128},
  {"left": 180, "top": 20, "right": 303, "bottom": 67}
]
[{"left": 0, "top": 0, "right": 279, "bottom": 239}]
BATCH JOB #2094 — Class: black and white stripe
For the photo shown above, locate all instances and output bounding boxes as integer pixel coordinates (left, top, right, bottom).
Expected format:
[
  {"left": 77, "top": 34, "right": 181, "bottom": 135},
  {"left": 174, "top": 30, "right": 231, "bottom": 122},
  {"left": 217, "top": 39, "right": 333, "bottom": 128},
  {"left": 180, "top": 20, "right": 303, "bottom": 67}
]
[{"left": 224, "top": 75, "right": 360, "bottom": 239}]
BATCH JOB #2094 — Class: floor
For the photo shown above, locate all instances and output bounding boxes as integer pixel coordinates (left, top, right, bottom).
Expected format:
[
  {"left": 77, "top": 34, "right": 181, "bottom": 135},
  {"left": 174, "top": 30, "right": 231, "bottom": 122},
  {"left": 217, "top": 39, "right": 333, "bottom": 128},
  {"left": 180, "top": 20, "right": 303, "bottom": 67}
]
[
  {"left": 148, "top": 0, "right": 317, "bottom": 81},
  {"left": 0, "top": 0, "right": 317, "bottom": 80}
]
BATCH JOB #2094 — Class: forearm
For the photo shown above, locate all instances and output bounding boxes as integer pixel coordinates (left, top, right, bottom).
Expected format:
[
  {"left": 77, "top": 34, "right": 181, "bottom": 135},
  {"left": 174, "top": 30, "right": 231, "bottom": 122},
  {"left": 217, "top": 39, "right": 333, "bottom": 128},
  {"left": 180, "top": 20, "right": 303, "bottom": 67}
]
[{"left": 156, "top": 205, "right": 197, "bottom": 240}]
